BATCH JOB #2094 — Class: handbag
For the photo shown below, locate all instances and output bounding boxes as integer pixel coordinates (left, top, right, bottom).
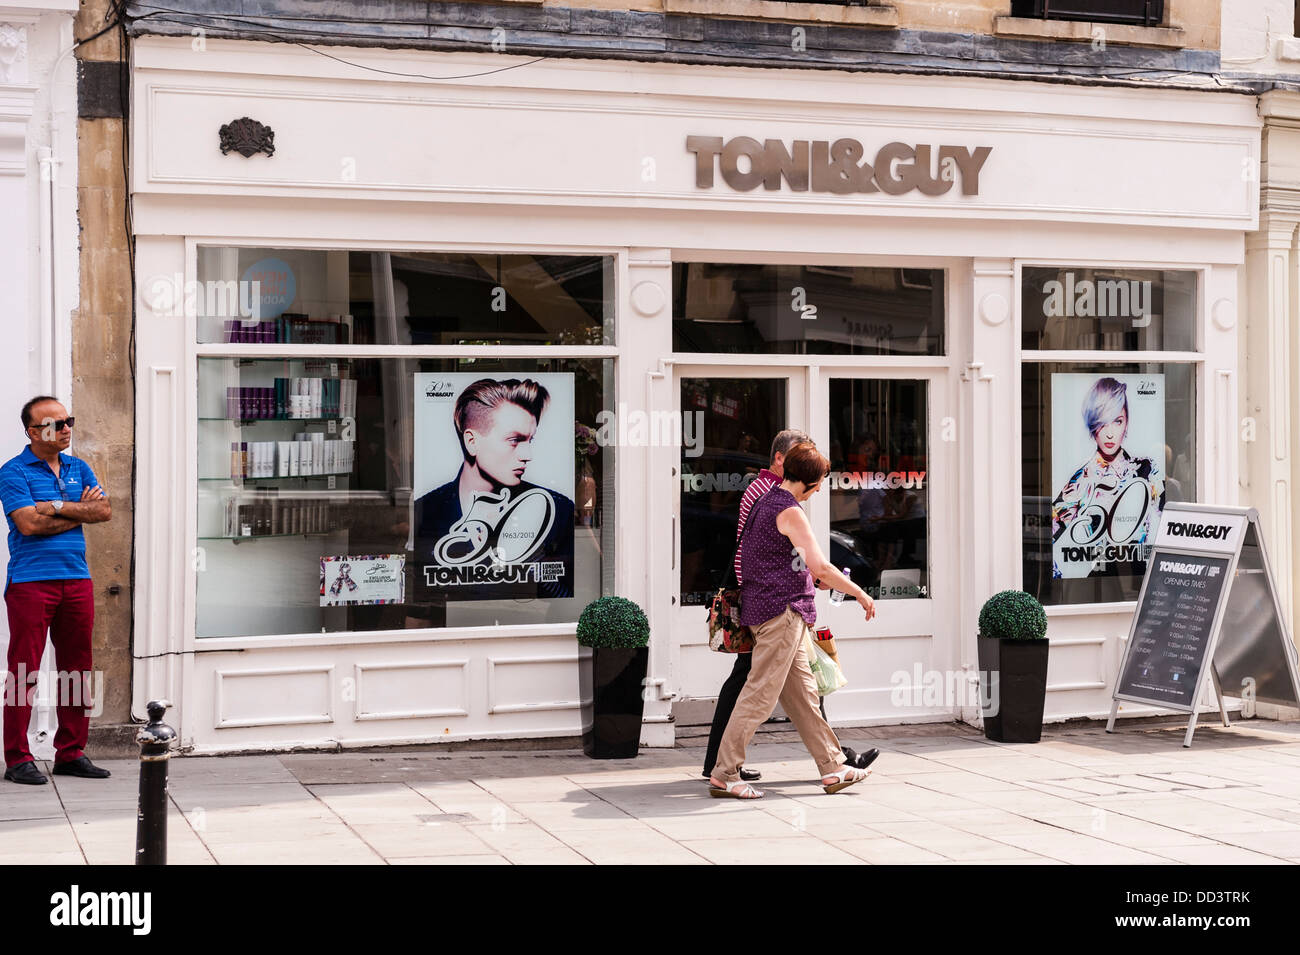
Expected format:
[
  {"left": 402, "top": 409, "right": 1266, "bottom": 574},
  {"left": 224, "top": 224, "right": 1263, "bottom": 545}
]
[
  {"left": 706, "top": 489, "right": 768, "bottom": 653},
  {"left": 707, "top": 574, "right": 753, "bottom": 653}
]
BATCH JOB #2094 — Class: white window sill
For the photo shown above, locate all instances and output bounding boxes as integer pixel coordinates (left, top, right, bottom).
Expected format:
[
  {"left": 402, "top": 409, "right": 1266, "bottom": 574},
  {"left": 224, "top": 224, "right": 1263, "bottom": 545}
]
[
  {"left": 665, "top": 0, "right": 898, "bottom": 28},
  {"left": 993, "top": 15, "right": 1185, "bottom": 49}
]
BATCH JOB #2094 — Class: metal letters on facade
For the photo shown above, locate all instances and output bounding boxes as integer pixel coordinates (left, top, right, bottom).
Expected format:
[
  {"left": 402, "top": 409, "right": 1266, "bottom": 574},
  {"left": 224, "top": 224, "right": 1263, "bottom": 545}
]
[{"left": 686, "top": 136, "right": 991, "bottom": 196}]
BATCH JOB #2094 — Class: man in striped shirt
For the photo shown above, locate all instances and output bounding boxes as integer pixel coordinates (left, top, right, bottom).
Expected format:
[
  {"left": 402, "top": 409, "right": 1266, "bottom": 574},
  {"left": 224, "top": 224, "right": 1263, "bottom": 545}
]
[
  {"left": 701, "top": 429, "right": 805, "bottom": 782},
  {"left": 701, "top": 427, "right": 879, "bottom": 781}
]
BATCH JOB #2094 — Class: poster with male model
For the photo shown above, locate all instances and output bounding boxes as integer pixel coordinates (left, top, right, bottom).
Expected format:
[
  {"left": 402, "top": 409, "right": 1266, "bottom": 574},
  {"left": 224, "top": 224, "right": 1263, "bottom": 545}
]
[{"left": 412, "top": 374, "right": 575, "bottom": 601}]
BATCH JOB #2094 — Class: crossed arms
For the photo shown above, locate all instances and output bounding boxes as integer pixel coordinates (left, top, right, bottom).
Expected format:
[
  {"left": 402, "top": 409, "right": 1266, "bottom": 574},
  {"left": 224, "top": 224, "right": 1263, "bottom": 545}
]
[{"left": 10, "top": 485, "right": 111, "bottom": 536}]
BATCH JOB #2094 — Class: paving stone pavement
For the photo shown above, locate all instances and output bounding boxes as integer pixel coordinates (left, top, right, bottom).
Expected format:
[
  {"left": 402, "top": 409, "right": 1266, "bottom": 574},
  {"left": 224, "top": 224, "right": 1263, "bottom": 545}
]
[{"left": 7, "top": 718, "right": 1300, "bottom": 864}]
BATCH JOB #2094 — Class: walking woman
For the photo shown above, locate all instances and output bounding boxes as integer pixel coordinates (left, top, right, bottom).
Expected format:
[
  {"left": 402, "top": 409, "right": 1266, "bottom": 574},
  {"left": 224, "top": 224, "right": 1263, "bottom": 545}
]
[{"left": 708, "top": 442, "right": 876, "bottom": 799}]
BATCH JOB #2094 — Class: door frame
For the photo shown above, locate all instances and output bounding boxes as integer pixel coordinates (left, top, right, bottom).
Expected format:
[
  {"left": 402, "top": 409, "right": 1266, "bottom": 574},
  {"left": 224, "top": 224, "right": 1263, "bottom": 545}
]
[{"left": 663, "top": 358, "right": 960, "bottom": 724}]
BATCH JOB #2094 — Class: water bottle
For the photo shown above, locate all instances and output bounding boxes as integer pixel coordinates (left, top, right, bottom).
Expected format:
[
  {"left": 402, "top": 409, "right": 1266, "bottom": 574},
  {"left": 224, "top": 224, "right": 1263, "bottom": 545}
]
[{"left": 829, "top": 567, "right": 851, "bottom": 605}]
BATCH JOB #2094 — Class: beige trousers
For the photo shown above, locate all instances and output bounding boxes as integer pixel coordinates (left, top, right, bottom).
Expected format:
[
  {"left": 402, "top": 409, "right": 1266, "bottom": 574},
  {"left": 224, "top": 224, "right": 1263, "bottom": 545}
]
[{"left": 710, "top": 606, "right": 845, "bottom": 784}]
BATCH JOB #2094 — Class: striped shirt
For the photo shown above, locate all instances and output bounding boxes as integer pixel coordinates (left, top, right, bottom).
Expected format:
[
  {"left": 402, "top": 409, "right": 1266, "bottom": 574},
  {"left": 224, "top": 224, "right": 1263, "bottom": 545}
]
[{"left": 734, "top": 468, "right": 779, "bottom": 584}]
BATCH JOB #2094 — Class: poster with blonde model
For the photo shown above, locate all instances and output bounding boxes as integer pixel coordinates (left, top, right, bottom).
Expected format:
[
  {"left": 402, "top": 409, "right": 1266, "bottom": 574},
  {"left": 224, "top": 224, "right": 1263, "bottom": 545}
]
[{"left": 1051, "top": 374, "right": 1166, "bottom": 580}]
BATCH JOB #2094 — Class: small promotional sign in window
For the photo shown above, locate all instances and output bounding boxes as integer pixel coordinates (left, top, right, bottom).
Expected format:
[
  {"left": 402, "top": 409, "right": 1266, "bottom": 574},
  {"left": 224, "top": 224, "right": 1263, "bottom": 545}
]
[{"left": 320, "top": 555, "right": 405, "bottom": 606}]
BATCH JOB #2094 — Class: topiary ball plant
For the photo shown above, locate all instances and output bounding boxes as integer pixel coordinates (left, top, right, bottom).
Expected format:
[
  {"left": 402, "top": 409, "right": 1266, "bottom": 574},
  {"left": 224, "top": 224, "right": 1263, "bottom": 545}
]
[
  {"left": 577, "top": 596, "right": 650, "bottom": 649},
  {"left": 978, "top": 590, "right": 1047, "bottom": 641}
]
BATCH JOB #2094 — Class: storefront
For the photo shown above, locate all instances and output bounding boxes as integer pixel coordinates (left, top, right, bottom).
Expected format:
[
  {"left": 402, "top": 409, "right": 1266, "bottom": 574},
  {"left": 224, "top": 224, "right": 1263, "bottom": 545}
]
[{"left": 129, "top": 36, "right": 1260, "bottom": 752}]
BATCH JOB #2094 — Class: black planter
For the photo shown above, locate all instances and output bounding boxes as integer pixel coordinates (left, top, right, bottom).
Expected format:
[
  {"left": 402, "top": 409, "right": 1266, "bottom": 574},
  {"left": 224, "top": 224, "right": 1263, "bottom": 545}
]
[
  {"left": 579, "top": 646, "right": 649, "bottom": 759},
  {"left": 977, "top": 636, "right": 1050, "bottom": 743}
]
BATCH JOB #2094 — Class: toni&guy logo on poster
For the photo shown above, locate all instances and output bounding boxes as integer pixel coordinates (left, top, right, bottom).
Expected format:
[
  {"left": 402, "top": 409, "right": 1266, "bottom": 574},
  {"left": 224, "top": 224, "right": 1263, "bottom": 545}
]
[
  {"left": 1042, "top": 272, "right": 1154, "bottom": 327},
  {"left": 428, "top": 487, "right": 565, "bottom": 587},
  {"left": 686, "top": 137, "right": 992, "bottom": 196}
]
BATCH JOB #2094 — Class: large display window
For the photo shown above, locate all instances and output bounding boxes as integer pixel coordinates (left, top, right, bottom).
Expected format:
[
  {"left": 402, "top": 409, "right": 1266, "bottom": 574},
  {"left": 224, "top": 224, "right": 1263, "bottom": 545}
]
[
  {"left": 195, "top": 248, "right": 615, "bottom": 638},
  {"left": 1020, "top": 266, "right": 1199, "bottom": 606}
]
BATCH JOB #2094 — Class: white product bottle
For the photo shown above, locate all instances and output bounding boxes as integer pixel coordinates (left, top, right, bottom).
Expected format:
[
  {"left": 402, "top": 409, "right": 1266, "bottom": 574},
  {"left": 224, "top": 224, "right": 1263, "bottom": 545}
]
[{"left": 829, "top": 567, "right": 852, "bottom": 606}]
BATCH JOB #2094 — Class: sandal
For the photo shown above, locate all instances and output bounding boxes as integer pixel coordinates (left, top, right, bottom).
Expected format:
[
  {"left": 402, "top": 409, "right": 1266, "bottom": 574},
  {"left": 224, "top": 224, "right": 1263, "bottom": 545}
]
[
  {"left": 708, "top": 778, "right": 764, "bottom": 799},
  {"left": 821, "top": 765, "right": 870, "bottom": 794}
]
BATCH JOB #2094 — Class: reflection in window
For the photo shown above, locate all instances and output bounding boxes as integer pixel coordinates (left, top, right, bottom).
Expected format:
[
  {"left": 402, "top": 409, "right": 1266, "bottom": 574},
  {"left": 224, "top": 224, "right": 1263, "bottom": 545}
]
[
  {"left": 1021, "top": 267, "right": 1195, "bottom": 352},
  {"left": 827, "top": 379, "right": 929, "bottom": 600},
  {"left": 673, "top": 265, "right": 944, "bottom": 356},
  {"left": 196, "top": 247, "right": 614, "bottom": 347},
  {"left": 679, "top": 378, "right": 786, "bottom": 605}
]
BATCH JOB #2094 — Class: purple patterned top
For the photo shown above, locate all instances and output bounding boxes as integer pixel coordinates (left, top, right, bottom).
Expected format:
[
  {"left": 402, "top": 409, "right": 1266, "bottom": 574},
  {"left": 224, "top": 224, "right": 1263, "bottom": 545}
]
[{"left": 738, "top": 487, "right": 816, "bottom": 627}]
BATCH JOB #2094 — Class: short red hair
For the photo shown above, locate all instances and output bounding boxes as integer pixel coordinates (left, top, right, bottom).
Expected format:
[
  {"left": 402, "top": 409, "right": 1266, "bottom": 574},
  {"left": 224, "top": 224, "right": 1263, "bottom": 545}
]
[{"left": 783, "top": 442, "right": 830, "bottom": 486}]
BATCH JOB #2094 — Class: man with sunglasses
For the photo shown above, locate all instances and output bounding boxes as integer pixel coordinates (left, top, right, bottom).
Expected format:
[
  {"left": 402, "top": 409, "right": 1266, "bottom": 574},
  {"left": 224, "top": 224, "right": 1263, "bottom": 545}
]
[{"left": 0, "top": 397, "right": 112, "bottom": 784}]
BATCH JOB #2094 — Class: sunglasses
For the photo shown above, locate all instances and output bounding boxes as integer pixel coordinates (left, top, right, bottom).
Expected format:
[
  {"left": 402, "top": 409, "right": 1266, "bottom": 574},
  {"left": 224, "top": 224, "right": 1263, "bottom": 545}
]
[{"left": 30, "top": 417, "right": 75, "bottom": 432}]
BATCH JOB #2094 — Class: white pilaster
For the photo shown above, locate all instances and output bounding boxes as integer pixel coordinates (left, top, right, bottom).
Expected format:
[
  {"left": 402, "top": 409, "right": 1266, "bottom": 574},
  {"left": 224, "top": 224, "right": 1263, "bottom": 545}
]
[{"left": 623, "top": 247, "right": 675, "bottom": 746}]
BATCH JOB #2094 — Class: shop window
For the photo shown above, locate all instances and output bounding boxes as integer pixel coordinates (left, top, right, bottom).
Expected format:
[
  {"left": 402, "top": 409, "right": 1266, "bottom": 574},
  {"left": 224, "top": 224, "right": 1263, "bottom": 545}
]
[
  {"left": 194, "top": 247, "right": 613, "bottom": 638},
  {"left": 673, "top": 265, "right": 944, "bottom": 356},
  {"left": 1010, "top": 0, "right": 1163, "bottom": 26},
  {"left": 827, "top": 378, "right": 930, "bottom": 601},
  {"left": 1021, "top": 267, "right": 1195, "bottom": 352},
  {"left": 194, "top": 249, "right": 613, "bottom": 346},
  {"left": 1021, "top": 362, "right": 1196, "bottom": 606}
]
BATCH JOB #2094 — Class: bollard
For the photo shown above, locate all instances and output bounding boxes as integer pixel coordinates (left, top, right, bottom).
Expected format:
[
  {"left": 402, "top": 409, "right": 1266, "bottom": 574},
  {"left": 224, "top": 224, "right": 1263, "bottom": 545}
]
[{"left": 135, "top": 699, "right": 176, "bottom": 866}]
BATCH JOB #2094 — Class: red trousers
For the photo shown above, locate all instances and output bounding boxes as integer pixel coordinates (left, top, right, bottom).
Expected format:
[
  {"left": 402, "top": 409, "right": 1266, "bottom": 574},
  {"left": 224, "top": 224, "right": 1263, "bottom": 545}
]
[{"left": 3, "top": 579, "right": 94, "bottom": 768}]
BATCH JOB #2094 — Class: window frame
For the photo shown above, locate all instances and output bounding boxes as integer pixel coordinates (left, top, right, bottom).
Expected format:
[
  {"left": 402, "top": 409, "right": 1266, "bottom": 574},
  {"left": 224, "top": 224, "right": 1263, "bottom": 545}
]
[
  {"left": 1016, "top": 260, "right": 1205, "bottom": 613},
  {"left": 1010, "top": 0, "right": 1164, "bottom": 27},
  {"left": 184, "top": 237, "right": 622, "bottom": 649}
]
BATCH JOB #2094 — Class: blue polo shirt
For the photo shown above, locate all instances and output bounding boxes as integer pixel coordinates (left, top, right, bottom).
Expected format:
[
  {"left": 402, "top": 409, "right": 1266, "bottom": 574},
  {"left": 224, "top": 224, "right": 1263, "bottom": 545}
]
[{"left": 0, "top": 447, "right": 103, "bottom": 585}]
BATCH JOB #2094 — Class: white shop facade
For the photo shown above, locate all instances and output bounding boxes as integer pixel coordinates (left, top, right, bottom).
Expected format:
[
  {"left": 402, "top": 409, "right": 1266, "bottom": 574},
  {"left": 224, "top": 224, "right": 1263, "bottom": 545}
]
[{"left": 129, "top": 35, "right": 1260, "bottom": 753}]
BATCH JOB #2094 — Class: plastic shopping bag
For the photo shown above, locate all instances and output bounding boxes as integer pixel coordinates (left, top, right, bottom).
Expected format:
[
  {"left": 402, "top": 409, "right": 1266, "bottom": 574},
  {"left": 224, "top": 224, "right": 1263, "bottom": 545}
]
[{"left": 805, "top": 630, "right": 848, "bottom": 696}]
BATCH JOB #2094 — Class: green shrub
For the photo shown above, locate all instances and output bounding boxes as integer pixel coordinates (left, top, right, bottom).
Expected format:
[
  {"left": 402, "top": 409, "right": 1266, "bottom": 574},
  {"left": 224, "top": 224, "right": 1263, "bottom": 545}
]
[
  {"left": 577, "top": 596, "right": 650, "bottom": 649},
  {"left": 978, "top": 590, "right": 1047, "bottom": 641}
]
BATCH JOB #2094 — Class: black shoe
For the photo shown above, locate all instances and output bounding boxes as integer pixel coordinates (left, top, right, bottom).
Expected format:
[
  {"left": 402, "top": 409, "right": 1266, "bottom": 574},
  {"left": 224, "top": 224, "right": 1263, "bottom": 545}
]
[
  {"left": 850, "top": 748, "right": 880, "bottom": 770},
  {"left": 51, "top": 756, "right": 111, "bottom": 779},
  {"left": 702, "top": 767, "right": 762, "bottom": 782},
  {"left": 4, "top": 761, "right": 48, "bottom": 785}
]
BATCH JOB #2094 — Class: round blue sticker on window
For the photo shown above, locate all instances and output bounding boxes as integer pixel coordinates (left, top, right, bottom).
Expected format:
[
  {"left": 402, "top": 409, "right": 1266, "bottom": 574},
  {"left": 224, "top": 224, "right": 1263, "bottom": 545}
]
[{"left": 241, "top": 258, "right": 297, "bottom": 320}]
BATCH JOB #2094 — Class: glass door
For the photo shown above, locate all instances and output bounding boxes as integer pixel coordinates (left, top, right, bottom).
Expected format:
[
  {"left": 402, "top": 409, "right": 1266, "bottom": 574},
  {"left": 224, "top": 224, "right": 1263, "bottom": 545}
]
[
  {"left": 814, "top": 369, "right": 955, "bottom": 723},
  {"left": 672, "top": 367, "right": 806, "bottom": 703},
  {"left": 665, "top": 365, "right": 956, "bottom": 726}
]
